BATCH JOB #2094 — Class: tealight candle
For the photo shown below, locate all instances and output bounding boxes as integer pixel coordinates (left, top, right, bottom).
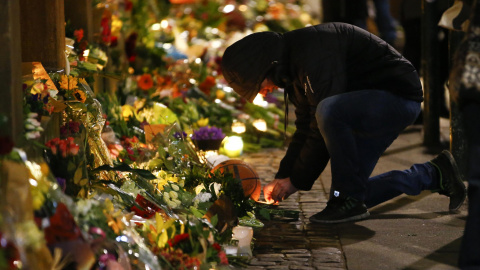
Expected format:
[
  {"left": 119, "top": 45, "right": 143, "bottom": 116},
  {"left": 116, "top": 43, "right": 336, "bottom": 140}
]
[
  {"left": 223, "top": 136, "right": 243, "bottom": 157},
  {"left": 252, "top": 119, "right": 267, "bottom": 132},
  {"left": 231, "top": 121, "right": 246, "bottom": 134},
  {"left": 232, "top": 226, "right": 253, "bottom": 257}
]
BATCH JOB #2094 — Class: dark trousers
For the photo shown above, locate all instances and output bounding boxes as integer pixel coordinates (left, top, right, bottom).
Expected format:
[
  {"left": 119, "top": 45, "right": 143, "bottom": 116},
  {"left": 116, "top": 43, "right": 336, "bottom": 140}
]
[
  {"left": 459, "top": 102, "right": 480, "bottom": 269},
  {"left": 316, "top": 90, "right": 439, "bottom": 205}
]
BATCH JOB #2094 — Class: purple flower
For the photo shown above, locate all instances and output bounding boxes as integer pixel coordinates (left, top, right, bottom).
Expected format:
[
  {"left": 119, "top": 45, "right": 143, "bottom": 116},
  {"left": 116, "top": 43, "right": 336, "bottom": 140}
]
[
  {"left": 191, "top": 126, "right": 225, "bottom": 140},
  {"left": 56, "top": 177, "right": 66, "bottom": 192},
  {"left": 174, "top": 131, "right": 187, "bottom": 139}
]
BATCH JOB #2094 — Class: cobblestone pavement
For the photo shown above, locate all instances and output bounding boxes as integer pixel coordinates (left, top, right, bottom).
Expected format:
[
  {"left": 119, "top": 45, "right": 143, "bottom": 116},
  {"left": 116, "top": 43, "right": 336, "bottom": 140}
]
[{"left": 239, "top": 149, "right": 346, "bottom": 270}]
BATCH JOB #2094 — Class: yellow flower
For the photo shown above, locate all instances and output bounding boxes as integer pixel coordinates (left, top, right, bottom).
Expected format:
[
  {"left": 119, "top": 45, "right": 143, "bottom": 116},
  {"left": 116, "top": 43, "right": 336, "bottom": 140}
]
[
  {"left": 73, "top": 89, "right": 87, "bottom": 103},
  {"left": 59, "top": 75, "right": 78, "bottom": 90},
  {"left": 196, "top": 118, "right": 209, "bottom": 127},
  {"left": 78, "top": 77, "right": 88, "bottom": 85}
]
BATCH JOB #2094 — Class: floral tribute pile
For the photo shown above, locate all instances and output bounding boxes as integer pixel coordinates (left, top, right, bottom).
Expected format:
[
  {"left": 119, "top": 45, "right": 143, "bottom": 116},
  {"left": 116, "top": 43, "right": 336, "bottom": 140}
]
[{"left": 1, "top": 0, "right": 314, "bottom": 269}]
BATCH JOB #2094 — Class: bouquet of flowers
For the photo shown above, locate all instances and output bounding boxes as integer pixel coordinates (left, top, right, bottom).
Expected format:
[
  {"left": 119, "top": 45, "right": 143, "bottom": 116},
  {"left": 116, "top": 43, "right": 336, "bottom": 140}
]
[
  {"left": 44, "top": 137, "right": 88, "bottom": 197},
  {"left": 191, "top": 126, "right": 225, "bottom": 151}
]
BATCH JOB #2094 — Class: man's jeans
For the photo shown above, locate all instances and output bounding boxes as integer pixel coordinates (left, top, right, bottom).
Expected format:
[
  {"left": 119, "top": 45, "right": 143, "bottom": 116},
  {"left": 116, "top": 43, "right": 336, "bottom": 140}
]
[
  {"left": 459, "top": 102, "right": 480, "bottom": 269},
  {"left": 316, "top": 90, "right": 439, "bottom": 207}
]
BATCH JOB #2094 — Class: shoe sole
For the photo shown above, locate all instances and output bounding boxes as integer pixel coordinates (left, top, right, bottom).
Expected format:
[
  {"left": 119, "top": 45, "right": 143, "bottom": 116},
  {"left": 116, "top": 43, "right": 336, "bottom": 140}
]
[
  {"left": 309, "top": 212, "right": 370, "bottom": 224},
  {"left": 441, "top": 150, "right": 467, "bottom": 212}
]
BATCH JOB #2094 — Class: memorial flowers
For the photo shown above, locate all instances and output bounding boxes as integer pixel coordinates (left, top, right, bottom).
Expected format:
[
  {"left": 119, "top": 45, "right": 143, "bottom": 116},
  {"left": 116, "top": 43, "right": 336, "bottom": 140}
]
[{"left": 44, "top": 137, "right": 88, "bottom": 197}]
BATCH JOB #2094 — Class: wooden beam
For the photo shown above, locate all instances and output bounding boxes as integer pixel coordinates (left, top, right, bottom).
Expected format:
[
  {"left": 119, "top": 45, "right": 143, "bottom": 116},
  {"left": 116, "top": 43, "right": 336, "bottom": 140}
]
[
  {"left": 0, "top": 1, "right": 23, "bottom": 140},
  {"left": 20, "top": 0, "right": 66, "bottom": 70},
  {"left": 65, "top": 0, "right": 94, "bottom": 41}
]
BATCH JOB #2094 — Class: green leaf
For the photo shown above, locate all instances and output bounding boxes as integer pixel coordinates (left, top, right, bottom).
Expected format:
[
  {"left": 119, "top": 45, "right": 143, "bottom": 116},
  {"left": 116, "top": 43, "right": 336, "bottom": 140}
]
[
  {"left": 189, "top": 206, "right": 206, "bottom": 219},
  {"left": 210, "top": 214, "right": 218, "bottom": 227}
]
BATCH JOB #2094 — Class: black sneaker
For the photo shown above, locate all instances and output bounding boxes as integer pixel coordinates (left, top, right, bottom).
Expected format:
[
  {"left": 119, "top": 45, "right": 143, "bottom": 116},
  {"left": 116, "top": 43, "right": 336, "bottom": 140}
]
[
  {"left": 309, "top": 196, "right": 370, "bottom": 224},
  {"left": 429, "top": 150, "right": 467, "bottom": 212}
]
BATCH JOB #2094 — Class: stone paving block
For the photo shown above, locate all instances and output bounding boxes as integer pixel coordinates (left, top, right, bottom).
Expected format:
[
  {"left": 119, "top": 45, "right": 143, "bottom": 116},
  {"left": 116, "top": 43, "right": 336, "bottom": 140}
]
[
  {"left": 249, "top": 260, "right": 277, "bottom": 266},
  {"left": 266, "top": 266, "right": 289, "bottom": 270},
  {"left": 280, "top": 260, "right": 308, "bottom": 266},
  {"left": 285, "top": 253, "right": 312, "bottom": 258},
  {"left": 281, "top": 249, "right": 309, "bottom": 254},
  {"left": 256, "top": 253, "right": 284, "bottom": 259},
  {"left": 288, "top": 266, "right": 316, "bottom": 270}
]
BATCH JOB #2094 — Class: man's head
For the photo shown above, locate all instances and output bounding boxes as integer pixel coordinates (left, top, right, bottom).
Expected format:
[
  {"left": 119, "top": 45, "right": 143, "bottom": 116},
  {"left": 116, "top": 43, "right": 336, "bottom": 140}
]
[{"left": 221, "top": 31, "right": 284, "bottom": 102}]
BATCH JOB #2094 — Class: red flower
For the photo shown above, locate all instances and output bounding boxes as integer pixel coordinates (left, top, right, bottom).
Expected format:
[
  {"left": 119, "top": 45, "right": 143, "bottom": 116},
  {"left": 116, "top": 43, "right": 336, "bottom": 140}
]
[
  {"left": 130, "top": 194, "right": 163, "bottom": 219},
  {"left": 168, "top": 233, "right": 190, "bottom": 247},
  {"left": 40, "top": 203, "right": 82, "bottom": 245},
  {"left": 198, "top": 75, "right": 216, "bottom": 95},
  {"left": 0, "top": 136, "right": 14, "bottom": 155},
  {"left": 137, "top": 74, "right": 154, "bottom": 90},
  {"left": 74, "top": 29, "right": 84, "bottom": 42},
  {"left": 125, "top": 0, "right": 133, "bottom": 11},
  {"left": 218, "top": 251, "right": 229, "bottom": 265},
  {"left": 101, "top": 17, "right": 112, "bottom": 44}
]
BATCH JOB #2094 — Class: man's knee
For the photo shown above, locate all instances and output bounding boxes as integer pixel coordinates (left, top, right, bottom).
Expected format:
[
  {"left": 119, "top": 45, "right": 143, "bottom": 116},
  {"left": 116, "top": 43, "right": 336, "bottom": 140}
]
[{"left": 316, "top": 97, "right": 337, "bottom": 130}]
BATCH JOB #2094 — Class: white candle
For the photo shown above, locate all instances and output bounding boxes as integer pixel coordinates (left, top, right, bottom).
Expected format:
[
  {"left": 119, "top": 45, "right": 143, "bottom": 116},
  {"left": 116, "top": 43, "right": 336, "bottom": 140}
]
[{"left": 232, "top": 226, "right": 253, "bottom": 257}]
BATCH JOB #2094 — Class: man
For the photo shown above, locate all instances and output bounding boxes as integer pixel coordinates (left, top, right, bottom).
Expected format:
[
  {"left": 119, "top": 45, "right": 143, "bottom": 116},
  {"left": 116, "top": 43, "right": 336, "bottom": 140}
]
[{"left": 221, "top": 22, "right": 466, "bottom": 223}]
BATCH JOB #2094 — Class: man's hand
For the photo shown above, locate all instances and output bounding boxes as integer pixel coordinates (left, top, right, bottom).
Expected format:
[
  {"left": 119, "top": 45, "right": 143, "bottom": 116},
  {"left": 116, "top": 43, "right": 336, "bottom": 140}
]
[{"left": 263, "top": 177, "right": 298, "bottom": 204}]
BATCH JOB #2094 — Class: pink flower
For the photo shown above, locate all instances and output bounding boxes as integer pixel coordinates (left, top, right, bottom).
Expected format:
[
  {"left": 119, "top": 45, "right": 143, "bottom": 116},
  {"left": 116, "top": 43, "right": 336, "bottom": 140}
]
[
  {"left": 69, "top": 144, "right": 80, "bottom": 156},
  {"left": 50, "top": 145, "right": 57, "bottom": 155}
]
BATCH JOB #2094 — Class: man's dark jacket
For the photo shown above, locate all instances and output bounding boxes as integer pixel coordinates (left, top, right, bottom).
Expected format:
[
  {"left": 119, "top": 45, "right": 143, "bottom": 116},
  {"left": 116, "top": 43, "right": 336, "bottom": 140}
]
[{"left": 221, "top": 22, "right": 423, "bottom": 190}]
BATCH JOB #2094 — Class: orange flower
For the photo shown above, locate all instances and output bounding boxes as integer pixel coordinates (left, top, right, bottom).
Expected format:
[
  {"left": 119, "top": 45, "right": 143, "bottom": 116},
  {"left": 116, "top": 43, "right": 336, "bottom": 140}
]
[
  {"left": 137, "top": 74, "right": 154, "bottom": 91},
  {"left": 73, "top": 89, "right": 87, "bottom": 103},
  {"left": 199, "top": 75, "right": 216, "bottom": 95},
  {"left": 59, "top": 75, "right": 78, "bottom": 90}
]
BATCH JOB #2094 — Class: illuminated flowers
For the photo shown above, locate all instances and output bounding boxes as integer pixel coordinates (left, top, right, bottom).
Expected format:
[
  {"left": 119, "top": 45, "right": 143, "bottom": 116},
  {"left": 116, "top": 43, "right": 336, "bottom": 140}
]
[
  {"left": 59, "top": 75, "right": 78, "bottom": 91},
  {"left": 137, "top": 73, "right": 154, "bottom": 91},
  {"left": 73, "top": 89, "right": 87, "bottom": 103},
  {"left": 45, "top": 137, "right": 80, "bottom": 158}
]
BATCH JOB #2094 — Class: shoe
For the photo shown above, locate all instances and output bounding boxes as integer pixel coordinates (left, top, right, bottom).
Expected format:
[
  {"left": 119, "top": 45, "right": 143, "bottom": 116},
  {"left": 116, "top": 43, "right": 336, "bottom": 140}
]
[
  {"left": 309, "top": 196, "right": 370, "bottom": 224},
  {"left": 429, "top": 150, "right": 467, "bottom": 211}
]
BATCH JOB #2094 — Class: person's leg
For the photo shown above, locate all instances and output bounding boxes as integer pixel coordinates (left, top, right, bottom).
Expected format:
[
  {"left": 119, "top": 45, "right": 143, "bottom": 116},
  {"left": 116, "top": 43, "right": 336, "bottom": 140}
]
[
  {"left": 364, "top": 162, "right": 439, "bottom": 208},
  {"left": 310, "top": 90, "right": 421, "bottom": 223},
  {"left": 459, "top": 102, "right": 480, "bottom": 268},
  {"left": 373, "top": 0, "right": 397, "bottom": 45},
  {"left": 316, "top": 90, "right": 421, "bottom": 202}
]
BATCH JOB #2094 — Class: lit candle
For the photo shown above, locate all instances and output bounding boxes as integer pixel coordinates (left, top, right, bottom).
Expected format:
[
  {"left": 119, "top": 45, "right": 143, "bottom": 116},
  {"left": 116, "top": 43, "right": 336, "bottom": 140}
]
[
  {"left": 231, "top": 121, "right": 246, "bottom": 134},
  {"left": 252, "top": 119, "right": 267, "bottom": 132},
  {"left": 223, "top": 136, "right": 243, "bottom": 157}
]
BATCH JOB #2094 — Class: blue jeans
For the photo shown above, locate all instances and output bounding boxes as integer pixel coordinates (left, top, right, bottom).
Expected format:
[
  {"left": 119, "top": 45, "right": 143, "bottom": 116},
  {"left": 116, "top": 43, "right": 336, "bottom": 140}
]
[
  {"left": 459, "top": 103, "right": 480, "bottom": 269},
  {"left": 316, "top": 90, "right": 438, "bottom": 206},
  {"left": 373, "top": 0, "right": 397, "bottom": 45}
]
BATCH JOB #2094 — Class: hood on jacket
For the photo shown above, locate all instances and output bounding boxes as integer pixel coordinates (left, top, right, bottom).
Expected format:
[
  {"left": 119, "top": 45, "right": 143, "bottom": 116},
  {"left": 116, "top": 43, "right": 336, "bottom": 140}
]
[{"left": 221, "top": 32, "right": 284, "bottom": 102}]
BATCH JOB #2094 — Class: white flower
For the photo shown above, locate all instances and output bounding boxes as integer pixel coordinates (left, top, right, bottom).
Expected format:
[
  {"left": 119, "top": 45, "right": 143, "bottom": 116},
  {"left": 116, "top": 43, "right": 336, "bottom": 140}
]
[
  {"left": 163, "top": 192, "right": 170, "bottom": 200},
  {"left": 167, "top": 200, "right": 178, "bottom": 208},
  {"left": 169, "top": 191, "right": 178, "bottom": 199},
  {"left": 210, "top": 183, "right": 222, "bottom": 196},
  {"left": 171, "top": 184, "right": 179, "bottom": 191},
  {"left": 194, "top": 184, "right": 206, "bottom": 195},
  {"left": 48, "top": 89, "right": 58, "bottom": 98},
  {"left": 25, "top": 131, "right": 40, "bottom": 140},
  {"left": 194, "top": 192, "right": 212, "bottom": 203}
]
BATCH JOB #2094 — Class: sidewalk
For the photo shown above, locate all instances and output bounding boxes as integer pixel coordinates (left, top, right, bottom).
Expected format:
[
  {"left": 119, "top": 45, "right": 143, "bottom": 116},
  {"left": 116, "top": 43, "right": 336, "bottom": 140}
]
[{"left": 239, "top": 120, "right": 467, "bottom": 270}]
